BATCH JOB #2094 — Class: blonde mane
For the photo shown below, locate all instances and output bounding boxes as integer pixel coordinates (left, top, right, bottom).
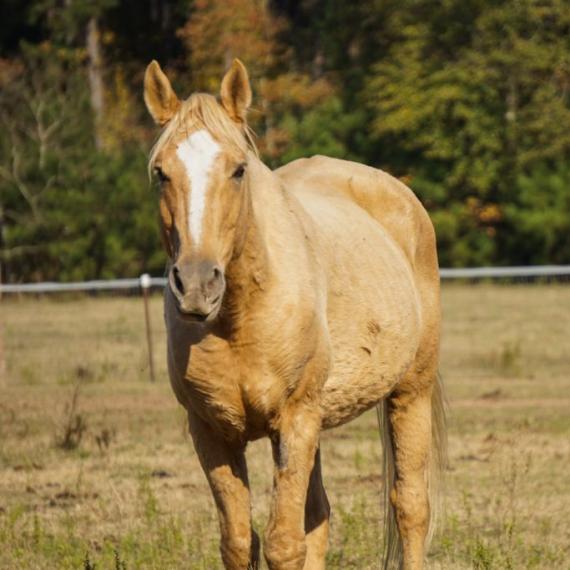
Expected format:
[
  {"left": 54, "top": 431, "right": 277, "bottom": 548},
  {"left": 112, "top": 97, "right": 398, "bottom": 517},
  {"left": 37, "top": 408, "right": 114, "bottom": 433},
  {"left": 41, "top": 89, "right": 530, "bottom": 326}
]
[{"left": 148, "top": 93, "right": 257, "bottom": 178}]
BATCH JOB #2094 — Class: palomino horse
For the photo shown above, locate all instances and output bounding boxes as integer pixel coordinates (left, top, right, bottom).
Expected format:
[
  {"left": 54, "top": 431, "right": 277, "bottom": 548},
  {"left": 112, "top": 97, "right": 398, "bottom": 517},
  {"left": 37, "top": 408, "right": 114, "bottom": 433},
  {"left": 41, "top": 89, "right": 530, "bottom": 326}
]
[{"left": 143, "top": 59, "right": 446, "bottom": 570}]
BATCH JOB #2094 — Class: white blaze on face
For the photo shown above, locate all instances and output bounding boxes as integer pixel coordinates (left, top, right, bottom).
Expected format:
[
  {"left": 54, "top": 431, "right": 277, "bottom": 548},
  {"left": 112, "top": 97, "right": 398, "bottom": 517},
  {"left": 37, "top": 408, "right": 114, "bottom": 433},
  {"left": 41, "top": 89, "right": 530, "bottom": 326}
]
[{"left": 176, "top": 130, "right": 220, "bottom": 246}]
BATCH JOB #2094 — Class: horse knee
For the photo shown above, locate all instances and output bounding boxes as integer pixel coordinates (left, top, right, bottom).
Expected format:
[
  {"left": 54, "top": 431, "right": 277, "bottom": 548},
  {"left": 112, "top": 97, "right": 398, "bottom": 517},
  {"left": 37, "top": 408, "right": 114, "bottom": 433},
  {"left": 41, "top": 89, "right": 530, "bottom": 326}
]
[
  {"left": 264, "top": 526, "right": 307, "bottom": 570},
  {"left": 221, "top": 528, "right": 259, "bottom": 570}
]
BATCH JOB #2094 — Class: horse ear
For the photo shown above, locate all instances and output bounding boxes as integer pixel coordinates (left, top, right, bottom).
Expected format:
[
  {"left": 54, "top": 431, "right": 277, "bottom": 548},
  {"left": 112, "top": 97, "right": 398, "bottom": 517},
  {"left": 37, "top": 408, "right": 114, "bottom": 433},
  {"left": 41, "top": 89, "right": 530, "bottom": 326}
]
[
  {"left": 144, "top": 60, "right": 180, "bottom": 126},
  {"left": 220, "top": 59, "right": 252, "bottom": 123}
]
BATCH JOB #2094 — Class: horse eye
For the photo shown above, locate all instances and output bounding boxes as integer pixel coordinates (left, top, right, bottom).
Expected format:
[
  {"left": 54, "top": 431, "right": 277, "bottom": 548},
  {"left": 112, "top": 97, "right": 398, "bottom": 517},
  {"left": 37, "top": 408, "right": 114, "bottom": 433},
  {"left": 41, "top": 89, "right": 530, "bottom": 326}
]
[
  {"left": 232, "top": 164, "right": 246, "bottom": 180},
  {"left": 154, "top": 167, "right": 169, "bottom": 183}
]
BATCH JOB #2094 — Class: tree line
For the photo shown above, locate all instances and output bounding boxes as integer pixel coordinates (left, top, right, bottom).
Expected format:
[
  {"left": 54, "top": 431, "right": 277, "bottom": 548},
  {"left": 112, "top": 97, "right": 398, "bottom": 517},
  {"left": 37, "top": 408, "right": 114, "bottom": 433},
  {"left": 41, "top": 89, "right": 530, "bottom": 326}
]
[{"left": 1, "top": 0, "right": 569, "bottom": 283}]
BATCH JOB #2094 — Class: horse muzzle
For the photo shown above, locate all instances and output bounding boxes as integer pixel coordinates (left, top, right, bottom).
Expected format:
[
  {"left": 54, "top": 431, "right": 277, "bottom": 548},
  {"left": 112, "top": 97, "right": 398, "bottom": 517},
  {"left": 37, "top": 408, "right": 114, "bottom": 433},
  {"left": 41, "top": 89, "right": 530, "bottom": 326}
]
[{"left": 169, "top": 259, "right": 225, "bottom": 322}]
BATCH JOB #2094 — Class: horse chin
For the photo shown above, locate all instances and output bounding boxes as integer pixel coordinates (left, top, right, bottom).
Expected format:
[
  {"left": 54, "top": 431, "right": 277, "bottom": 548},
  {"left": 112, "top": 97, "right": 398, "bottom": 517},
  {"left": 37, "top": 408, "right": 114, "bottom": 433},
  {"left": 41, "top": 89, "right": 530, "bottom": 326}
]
[{"left": 175, "top": 302, "right": 222, "bottom": 325}]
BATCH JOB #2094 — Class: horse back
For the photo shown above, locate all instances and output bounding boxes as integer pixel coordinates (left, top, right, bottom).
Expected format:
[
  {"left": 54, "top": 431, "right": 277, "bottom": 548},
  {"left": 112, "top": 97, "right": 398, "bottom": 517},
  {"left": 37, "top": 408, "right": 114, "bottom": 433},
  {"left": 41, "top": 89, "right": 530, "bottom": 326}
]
[{"left": 276, "top": 155, "right": 438, "bottom": 282}]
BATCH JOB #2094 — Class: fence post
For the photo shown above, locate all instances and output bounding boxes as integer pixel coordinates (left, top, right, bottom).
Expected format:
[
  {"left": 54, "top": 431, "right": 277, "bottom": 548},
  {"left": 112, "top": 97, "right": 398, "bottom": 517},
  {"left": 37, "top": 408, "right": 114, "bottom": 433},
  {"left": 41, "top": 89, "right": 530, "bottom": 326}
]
[
  {"left": 0, "top": 260, "right": 5, "bottom": 386},
  {"left": 140, "top": 273, "right": 156, "bottom": 383},
  {"left": 0, "top": 294, "right": 4, "bottom": 387}
]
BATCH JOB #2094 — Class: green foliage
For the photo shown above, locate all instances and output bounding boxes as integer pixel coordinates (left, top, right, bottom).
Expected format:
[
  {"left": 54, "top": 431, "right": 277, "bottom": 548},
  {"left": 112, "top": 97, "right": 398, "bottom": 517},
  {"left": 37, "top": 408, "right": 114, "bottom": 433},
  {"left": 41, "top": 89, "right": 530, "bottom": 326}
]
[
  {"left": 0, "top": 42, "right": 163, "bottom": 281},
  {"left": 0, "top": 0, "right": 568, "bottom": 282},
  {"left": 365, "top": 0, "right": 570, "bottom": 266},
  {"left": 503, "top": 163, "right": 570, "bottom": 264},
  {"left": 278, "top": 96, "right": 365, "bottom": 164}
]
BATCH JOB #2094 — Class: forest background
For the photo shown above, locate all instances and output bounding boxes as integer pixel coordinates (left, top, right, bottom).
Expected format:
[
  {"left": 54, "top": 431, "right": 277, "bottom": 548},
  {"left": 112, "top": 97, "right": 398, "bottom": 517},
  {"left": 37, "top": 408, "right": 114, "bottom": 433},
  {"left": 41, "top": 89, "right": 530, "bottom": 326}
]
[{"left": 1, "top": 0, "right": 569, "bottom": 283}]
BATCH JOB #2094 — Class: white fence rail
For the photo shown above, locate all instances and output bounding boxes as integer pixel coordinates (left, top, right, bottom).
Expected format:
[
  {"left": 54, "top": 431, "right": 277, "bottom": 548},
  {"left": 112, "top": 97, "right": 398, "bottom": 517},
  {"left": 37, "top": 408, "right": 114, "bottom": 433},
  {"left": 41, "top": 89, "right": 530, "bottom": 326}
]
[
  {"left": 0, "top": 266, "right": 569, "bottom": 294},
  {"left": 0, "top": 276, "right": 167, "bottom": 294},
  {"left": 439, "top": 265, "right": 570, "bottom": 279}
]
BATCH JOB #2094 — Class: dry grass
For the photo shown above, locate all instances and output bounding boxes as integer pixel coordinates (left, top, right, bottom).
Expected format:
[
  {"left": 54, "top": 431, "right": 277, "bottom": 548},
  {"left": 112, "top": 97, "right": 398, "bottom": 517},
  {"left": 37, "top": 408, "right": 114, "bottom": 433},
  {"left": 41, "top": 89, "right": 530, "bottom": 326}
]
[{"left": 0, "top": 284, "right": 569, "bottom": 568}]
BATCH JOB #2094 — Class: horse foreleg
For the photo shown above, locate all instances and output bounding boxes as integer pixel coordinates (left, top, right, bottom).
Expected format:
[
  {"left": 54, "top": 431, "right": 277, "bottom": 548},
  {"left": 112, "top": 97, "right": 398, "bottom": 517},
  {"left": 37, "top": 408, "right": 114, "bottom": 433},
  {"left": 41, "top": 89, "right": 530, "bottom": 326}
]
[
  {"left": 304, "top": 447, "right": 330, "bottom": 570},
  {"left": 188, "top": 411, "right": 259, "bottom": 570},
  {"left": 264, "top": 401, "right": 321, "bottom": 570},
  {"left": 385, "top": 387, "right": 433, "bottom": 570}
]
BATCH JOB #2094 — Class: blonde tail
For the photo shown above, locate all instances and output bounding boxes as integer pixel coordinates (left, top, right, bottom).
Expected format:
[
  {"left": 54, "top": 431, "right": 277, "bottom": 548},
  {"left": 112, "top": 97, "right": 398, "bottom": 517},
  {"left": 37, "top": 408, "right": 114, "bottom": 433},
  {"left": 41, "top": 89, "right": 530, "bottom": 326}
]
[{"left": 377, "top": 399, "right": 402, "bottom": 569}]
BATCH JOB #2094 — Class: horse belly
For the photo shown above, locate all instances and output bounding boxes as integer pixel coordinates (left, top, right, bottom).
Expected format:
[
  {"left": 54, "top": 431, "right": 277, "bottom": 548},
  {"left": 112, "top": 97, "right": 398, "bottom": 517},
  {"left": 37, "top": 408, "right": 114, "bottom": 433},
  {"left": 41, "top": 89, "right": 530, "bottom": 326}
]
[{"left": 299, "top": 194, "right": 422, "bottom": 429}]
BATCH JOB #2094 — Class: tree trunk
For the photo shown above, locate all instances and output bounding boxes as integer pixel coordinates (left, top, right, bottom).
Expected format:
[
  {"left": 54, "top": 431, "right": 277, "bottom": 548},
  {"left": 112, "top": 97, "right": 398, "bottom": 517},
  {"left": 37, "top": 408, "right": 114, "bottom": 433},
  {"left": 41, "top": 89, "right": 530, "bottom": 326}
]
[{"left": 87, "top": 16, "right": 105, "bottom": 150}]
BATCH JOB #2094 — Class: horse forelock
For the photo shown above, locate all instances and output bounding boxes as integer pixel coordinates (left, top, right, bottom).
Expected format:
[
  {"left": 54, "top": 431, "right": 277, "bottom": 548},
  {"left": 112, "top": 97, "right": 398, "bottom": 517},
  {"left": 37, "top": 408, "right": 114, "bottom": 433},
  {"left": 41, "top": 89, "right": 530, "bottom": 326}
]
[{"left": 148, "top": 93, "right": 256, "bottom": 178}]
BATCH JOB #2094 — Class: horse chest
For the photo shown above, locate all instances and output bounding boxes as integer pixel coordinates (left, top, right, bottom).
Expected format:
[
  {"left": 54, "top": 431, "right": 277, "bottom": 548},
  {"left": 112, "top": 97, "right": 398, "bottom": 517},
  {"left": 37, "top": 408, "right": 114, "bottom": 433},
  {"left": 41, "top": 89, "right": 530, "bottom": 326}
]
[{"left": 169, "top": 335, "right": 282, "bottom": 439}]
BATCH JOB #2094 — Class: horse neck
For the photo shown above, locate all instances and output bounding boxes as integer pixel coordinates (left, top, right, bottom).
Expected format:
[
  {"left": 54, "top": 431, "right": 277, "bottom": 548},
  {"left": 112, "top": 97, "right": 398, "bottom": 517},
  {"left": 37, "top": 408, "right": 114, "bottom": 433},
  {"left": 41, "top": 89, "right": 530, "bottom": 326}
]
[{"left": 223, "top": 155, "right": 298, "bottom": 324}]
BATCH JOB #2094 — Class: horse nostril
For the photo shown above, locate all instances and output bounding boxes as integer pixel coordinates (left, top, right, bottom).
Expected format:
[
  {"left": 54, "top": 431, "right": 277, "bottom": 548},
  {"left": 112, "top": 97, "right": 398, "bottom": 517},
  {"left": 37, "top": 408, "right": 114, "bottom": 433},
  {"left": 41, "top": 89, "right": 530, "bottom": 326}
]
[
  {"left": 205, "top": 266, "right": 224, "bottom": 301},
  {"left": 172, "top": 266, "right": 185, "bottom": 295},
  {"left": 211, "top": 266, "right": 223, "bottom": 284}
]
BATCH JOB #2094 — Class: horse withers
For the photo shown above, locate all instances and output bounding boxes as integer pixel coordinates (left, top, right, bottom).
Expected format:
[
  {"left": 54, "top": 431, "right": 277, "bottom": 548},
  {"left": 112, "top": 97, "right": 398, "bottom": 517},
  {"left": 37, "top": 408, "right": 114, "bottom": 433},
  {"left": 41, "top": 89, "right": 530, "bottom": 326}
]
[{"left": 143, "top": 58, "right": 446, "bottom": 570}]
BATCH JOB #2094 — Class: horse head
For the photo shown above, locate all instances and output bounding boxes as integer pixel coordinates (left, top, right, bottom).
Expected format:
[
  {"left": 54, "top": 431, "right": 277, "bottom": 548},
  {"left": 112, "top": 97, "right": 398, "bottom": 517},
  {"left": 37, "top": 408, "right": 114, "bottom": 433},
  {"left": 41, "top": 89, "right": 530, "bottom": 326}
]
[{"left": 144, "top": 59, "right": 254, "bottom": 323}]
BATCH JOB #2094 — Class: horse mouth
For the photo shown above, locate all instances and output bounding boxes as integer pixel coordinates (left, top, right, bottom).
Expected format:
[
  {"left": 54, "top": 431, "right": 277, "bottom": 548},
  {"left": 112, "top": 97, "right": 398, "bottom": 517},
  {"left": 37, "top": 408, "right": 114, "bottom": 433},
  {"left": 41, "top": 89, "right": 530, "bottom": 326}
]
[
  {"left": 183, "top": 311, "right": 209, "bottom": 323},
  {"left": 175, "top": 301, "right": 221, "bottom": 324}
]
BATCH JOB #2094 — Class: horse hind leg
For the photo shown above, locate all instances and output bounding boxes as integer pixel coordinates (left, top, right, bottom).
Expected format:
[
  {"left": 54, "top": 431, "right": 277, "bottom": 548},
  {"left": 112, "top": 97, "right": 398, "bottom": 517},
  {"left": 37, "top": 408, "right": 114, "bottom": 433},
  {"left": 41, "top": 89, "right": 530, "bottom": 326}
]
[
  {"left": 379, "top": 373, "right": 447, "bottom": 570},
  {"left": 304, "top": 447, "right": 330, "bottom": 570}
]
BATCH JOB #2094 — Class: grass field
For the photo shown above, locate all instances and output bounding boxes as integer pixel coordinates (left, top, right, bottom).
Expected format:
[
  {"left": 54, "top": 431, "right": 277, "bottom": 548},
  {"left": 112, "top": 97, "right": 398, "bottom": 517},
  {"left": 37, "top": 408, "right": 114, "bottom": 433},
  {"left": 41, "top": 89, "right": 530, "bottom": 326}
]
[{"left": 1, "top": 284, "right": 569, "bottom": 569}]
